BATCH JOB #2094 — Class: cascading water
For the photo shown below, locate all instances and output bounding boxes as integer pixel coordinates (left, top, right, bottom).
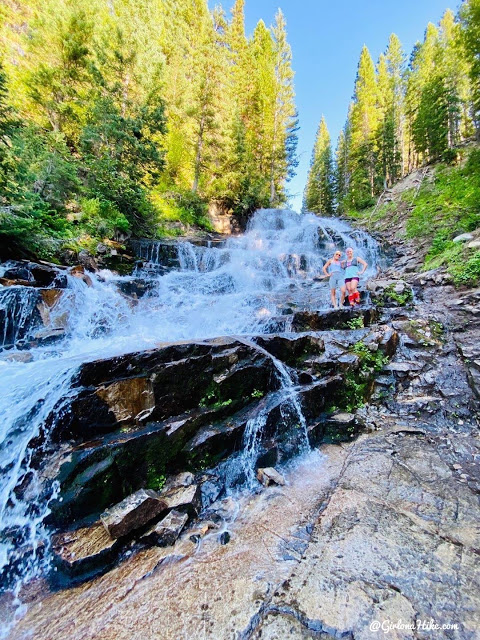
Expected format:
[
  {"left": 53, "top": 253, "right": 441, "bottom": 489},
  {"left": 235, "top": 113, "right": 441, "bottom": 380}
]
[
  {"left": 229, "top": 338, "right": 310, "bottom": 490},
  {"left": 0, "top": 209, "right": 380, "bottom": 611},
  {"left": 0, "top": 288, "right": 41, "bottom": 348}
]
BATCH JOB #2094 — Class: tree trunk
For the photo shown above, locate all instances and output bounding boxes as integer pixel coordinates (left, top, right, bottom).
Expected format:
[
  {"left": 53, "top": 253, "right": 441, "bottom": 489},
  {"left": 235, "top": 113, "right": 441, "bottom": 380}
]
[{"left": 193, "top": 113, "right": 206, "bottom": 193}]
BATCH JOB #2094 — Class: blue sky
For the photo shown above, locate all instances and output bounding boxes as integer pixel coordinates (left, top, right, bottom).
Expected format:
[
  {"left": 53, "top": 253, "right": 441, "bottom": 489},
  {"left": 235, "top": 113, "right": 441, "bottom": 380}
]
[{"left": 216, "top": 0, "right": 461, "bottom": 211}]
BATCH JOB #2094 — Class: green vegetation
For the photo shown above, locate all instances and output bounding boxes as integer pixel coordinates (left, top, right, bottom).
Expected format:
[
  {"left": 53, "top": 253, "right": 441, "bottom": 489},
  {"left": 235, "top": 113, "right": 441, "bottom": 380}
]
[
  {"left": 199, "top": 381, "right": 235, "bottom": 410},
  {"left": 377, "top": 283, "right": 413, "bottom": 307},
  {"left": 146, "top": 472, "right": 166, "bottom": 493},
  {"left": 405, "top": 149, "right": 480, "bottom": 285},
  {"left": 0, "top": 0, "right": 297, "bottom": 260},
  {"left": 334, "top": 341, "right": 389, "bottom": 412},
  {"left": 402, "top": 319, "right": 445, "bottom": 347},
  {"left": 345, "top": 316, "right": 365, "bottom": 329},
  {"left": 303, "top": 116, "right": 334, "bottom": 214}
]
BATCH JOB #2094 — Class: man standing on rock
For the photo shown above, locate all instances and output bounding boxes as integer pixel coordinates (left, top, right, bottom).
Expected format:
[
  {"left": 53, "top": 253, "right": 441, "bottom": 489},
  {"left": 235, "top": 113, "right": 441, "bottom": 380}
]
[
  {"left": 342, "top": 247, "right": 368, "bottom": 306},
  {"left": 323, "top": 250, "right": 346, "bottom": 308}
]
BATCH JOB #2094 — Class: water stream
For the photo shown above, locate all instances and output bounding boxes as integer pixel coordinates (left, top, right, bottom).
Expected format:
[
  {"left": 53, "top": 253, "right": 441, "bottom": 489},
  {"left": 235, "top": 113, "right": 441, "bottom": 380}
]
[{"left": 0, "top": 209, "right": 380, "bottom": 604}]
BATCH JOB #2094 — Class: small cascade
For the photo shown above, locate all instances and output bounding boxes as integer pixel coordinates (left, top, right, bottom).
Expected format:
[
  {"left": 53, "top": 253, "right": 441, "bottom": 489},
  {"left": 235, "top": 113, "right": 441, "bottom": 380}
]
[
  {"left": 0, "top": 359, "right": 79, "bottom": 591},
  {"left": 0, "top": 288, "right": 41, "bottom": 349},
  {"left": 177, "top": 243, "right": 228, "bottom": 273},
  {"left": 226, "top": 338, "right": 310, "bottom": 490}
]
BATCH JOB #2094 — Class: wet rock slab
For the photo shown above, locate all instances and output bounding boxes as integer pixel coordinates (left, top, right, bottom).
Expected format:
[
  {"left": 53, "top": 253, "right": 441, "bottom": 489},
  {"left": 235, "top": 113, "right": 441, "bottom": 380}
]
[
  {"left": 52, "top": 522, "right": 122, "bottom": 578},
  {"left": 291, "top": 306, "right": 378, "bottom": 332},
  {"left": 254, "top": 430, "right": 480, "bottom": 639},
  {"left": 55, "top": 337, "right": 276, "bottom": 440}
]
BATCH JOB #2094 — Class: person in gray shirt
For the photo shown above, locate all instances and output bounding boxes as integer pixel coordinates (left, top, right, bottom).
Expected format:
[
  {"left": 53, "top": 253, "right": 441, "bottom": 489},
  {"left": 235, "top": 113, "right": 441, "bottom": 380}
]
[{"left": 323, "top": 249, "right": 346, "bottom": 308}]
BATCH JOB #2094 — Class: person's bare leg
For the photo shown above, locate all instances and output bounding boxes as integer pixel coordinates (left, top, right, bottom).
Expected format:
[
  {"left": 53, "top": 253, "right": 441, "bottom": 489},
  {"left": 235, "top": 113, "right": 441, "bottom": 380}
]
[
  {"left": 330, "top": 289, "right": 337, "bottom": 308},
  {"left": 347, "top": 281, "right": 355, "bottom": 305},
  {"left": 352, "top": 281, "right": 360, "bottom": 305},
  {"left": 340, "top": 285, "right": 346, "bottom": 306}
]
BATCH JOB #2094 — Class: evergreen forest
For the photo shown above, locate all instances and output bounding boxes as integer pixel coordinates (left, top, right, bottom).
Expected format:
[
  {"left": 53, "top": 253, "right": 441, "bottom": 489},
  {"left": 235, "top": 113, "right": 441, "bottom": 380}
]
[
  {"left": 305, "top": 0, "right": 480, "bottom": 285},
  {"left": 0, "top": 0, "right": 298, "bottom": 259}
]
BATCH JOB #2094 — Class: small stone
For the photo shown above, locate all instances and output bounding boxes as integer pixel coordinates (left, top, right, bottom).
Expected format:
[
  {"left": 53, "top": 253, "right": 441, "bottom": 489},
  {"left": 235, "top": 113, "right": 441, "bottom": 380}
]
[
  {"left": 160, "top": 484, "right": 202, "bottom": 516},
  {"left": 70, "top": 265, "right": 93, "bottom": 287},
  {"left": 140, "top": 510, "right": 188, "bottom": 547},
  {"left": 257, "top": 467, "right": 286, "bottom": 487},
  {"left": 101, "top": 489, "right": 167, "bottom": 539},
  {"left": 452, "top": 233, "right": 474, "bottom": 243},
  {"left": 188, "top": 522, "right": 217, "bottom": 543},
  {"left": 453, "top": 464, "right": 462, "bottom": 470},
  {"left": 384, "top": 361, "right": 423, "bottom": 374},
  {"left": 219, "top": 531, "right": 231, "bottom": 545},
  {"left": 4, "top": 352, "right": 33, "bottom": 363}
]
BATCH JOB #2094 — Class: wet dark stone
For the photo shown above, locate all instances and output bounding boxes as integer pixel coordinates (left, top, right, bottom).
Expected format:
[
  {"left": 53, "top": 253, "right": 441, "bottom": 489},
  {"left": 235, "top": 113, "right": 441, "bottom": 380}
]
[
  {"left": 3, "top": 266, "right": 33, "bottom": 281},
  {"left": 255, "top": 334, "right": 324, "bottom": 367},
  {"left": 52, "top": 339, "right": 277, "bottom": 442},
  {"left": 116, "top": 279, "right": 157, "bottom": 299},
  {"left": 28, "top": 263, "right": 62, "bottom": 287},
  {"left": 291, "top": 307, "right": 378, "bottom": 332},
  {"left": 219, "top": 531, "right": 230, "bottom": 545},
  {"left": 255, "top": 446, "right": 279, "bottom": 470},
  {"left": 129, "top": 240, "right": 180, "bottom": 268}
]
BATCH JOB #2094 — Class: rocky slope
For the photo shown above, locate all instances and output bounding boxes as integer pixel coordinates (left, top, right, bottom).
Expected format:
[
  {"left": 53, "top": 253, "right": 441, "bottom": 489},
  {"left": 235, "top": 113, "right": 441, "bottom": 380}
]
[{"left": 3, "top": 237, "right": 479, "bottom": 639}]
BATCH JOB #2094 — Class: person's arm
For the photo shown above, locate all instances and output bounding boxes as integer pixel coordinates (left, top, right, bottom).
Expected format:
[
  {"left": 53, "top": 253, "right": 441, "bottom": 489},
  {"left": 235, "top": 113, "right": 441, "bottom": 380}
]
[
  {"left": 322, "top": 259, "right": 332, "bottom": 276},
  {"left": 357, "top": 257, "right": 368, "bottom": 275}
]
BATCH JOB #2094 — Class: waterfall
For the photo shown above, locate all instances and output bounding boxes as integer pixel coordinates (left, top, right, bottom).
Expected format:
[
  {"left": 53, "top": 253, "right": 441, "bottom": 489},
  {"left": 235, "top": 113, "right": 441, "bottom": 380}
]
[
  {"left": 0, "top": 209, "right": 380, "bottom": 602},
  {"left": 230, "top": 338, "right": 310, "bottom": 490}
]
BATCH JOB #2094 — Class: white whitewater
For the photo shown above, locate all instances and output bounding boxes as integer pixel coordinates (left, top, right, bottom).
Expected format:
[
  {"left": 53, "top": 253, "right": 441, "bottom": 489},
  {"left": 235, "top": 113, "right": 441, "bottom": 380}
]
[{"left": 0, "top": 209, "right": 380, "bottom": 605}]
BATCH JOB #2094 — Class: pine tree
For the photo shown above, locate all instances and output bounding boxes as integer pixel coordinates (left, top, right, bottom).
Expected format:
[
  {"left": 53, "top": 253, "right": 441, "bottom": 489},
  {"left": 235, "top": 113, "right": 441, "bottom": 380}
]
[
  {"left": 334, "top": 118, "right": 351, "bottom": 212},
  {"left": 349, "top": 46, "right": 379, "bottom": 208},
  {"left": 304, "top": 116, "right": 334, "bottom": 214},
  {"left": 379, "top": 34, "right": 405, "bottom": 184},
  {"left": 16, "top": 0, "right": 96, "bottom": 145},
  {"left": 405, "top": 22, "right": 457, "bottom": 162},
  {"left": 458, "top": 0, "right": 480, "bottom": 138},
  {"left": 270, "top": 9, "right": 298, "bottom": 205}
]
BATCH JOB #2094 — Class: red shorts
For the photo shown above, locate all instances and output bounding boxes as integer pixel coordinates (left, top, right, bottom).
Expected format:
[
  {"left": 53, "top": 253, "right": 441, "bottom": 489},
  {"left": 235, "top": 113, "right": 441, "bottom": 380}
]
[{"left": 345, "top": 277, "right": 359, "bottom": 283}]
